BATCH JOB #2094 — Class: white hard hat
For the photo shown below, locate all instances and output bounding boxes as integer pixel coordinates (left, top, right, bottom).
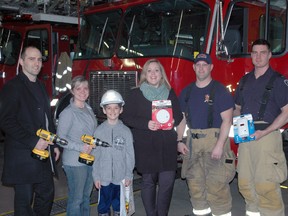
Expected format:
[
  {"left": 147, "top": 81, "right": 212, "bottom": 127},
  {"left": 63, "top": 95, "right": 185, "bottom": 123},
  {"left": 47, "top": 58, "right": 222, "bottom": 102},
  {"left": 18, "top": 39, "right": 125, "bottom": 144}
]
[{"left": 100, "top": 90, "right": 125, "bottom": 107}]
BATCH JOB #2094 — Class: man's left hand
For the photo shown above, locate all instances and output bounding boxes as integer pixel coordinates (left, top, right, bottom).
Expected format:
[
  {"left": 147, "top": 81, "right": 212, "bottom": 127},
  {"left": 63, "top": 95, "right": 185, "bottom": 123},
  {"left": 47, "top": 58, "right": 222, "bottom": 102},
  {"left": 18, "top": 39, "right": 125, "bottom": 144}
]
[
  {"left": 54, "top": 147, "right": 61, "bottom": 161},
  {"left": 251, "top": 130, "right": 266, "bottom": 141}
]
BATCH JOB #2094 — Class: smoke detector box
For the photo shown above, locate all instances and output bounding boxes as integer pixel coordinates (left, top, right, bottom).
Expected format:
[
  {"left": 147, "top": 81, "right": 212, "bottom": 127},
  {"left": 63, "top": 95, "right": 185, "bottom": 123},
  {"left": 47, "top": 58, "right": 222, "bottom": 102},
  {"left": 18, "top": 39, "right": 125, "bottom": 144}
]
[
  {"left": 152, "top": 100, "right": 173, "bottom": 130},
  {"left": 233, "top": 114, "right": 255, "bottom": 143}
]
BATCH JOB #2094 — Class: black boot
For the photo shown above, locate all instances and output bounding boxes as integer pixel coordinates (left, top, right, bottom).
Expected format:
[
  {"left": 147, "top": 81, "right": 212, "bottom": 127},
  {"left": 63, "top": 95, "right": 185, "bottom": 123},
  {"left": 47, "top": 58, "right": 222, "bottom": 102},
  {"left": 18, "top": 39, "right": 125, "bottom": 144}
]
[
  {"left": 98, "top": 213, "right": 110, "bottom": 216},
  {"left": 113, "top": 211, "right": 120, "bottom": 216}
]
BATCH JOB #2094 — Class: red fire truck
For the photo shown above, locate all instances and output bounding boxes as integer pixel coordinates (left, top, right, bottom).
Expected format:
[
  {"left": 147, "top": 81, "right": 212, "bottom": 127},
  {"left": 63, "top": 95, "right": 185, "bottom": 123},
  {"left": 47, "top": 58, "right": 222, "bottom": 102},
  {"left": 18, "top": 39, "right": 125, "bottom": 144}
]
[
  {"left": 62, "top": 0, "right": 287, "bottom": 147},
  {"left": 0, "top": 13, "right": 78, "bottom": 103},
  {"left": 60, "top": 0, "right": 288, "bottom": 145}
]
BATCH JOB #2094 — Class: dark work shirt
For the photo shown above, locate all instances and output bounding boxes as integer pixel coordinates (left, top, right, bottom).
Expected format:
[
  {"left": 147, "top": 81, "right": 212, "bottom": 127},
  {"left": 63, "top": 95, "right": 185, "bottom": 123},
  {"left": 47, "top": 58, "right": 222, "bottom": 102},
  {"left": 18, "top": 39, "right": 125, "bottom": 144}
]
[
  {"left": 234, "top": 67, "right": 288, "bottom": 123},
  {"left": 179, "top": 80, "right": 234, "bottom": 129}
]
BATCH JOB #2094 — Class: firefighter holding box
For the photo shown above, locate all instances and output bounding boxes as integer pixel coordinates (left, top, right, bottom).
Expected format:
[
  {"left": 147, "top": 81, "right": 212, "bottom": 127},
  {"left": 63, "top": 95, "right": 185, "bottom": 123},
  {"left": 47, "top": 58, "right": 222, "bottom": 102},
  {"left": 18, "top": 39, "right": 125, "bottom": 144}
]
[{"left": 234, "top": 39, "right": 288, "bottom": 216}]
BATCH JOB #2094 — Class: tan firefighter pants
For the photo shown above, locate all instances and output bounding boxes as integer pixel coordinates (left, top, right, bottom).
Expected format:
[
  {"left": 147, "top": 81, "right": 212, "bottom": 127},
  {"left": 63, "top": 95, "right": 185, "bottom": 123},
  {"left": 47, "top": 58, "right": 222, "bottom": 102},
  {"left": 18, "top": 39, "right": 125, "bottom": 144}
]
[
  {"left": 181, "top": 128, "right": 236, "bottom": 215},
  {"left": 237, "top": 130, "right": 287, "bottom": 216}
]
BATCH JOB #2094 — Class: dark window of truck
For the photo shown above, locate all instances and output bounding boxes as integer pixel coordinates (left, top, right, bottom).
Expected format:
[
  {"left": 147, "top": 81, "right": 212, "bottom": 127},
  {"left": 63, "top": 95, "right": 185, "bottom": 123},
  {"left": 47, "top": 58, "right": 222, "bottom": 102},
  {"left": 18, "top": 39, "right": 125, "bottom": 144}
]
[
  {"left": 24, "top": 29, "right": 49, "bottom": 61},
  {"left": 224, "top": 0, "right": 286, "bottom": 55},
  {"left": 0, "top": 28, "right": 21, "bottom": 65},
  {"left": 118, "top": 0, "right": 210, "bottom": 61},
  {"left": 74, "top": 9, "right": 121, "bottom": 59}
]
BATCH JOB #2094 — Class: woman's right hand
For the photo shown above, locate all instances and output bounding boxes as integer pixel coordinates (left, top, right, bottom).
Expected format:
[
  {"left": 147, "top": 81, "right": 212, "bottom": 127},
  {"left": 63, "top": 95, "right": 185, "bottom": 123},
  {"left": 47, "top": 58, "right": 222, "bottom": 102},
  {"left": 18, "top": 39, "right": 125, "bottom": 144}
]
[
  {"left": 148, "top": 120, "right": 161, "bottom": 131},
  {"left": 82, "top": 143, "right": 93, "bottom": 154}
]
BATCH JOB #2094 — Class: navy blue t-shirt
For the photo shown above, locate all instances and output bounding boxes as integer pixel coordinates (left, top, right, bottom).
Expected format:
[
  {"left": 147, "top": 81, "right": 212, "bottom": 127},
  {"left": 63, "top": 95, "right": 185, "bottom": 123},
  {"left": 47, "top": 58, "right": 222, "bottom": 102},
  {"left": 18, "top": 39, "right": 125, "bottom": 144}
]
[
  {"left": 179, "top": 80, "right": 234, "bottom": 129},
  {"left": 234, "top": 67, "right": 288, "bottom": 123}
]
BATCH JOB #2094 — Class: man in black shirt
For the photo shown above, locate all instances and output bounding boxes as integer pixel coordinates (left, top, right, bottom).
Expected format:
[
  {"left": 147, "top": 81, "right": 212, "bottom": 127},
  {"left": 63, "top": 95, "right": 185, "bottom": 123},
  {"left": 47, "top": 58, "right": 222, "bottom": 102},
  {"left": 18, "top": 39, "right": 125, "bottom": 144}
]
[{"left": 0, "top": 46, "right": 60, "bottom": 216}]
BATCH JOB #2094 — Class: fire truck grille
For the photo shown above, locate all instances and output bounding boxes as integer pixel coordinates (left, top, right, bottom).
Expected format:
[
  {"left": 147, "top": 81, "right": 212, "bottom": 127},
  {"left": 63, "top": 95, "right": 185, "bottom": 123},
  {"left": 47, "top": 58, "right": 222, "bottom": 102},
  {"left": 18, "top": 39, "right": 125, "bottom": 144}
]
[{"left": 89, "top": 71, "right": 138, "bottom": 120}]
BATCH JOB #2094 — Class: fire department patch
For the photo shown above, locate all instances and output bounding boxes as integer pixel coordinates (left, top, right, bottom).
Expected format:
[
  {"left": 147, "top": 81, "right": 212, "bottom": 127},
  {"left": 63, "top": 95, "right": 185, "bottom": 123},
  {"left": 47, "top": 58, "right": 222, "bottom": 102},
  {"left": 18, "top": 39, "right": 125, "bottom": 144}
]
[
  {"left": 204, "top": 94, "right": 213, "bottom": 104},
  {"left": 204, "top": 94, "right": 210, "bottom": 103},
  {"left": 284, "top": 79, "right": 288, "bottom": 87}
]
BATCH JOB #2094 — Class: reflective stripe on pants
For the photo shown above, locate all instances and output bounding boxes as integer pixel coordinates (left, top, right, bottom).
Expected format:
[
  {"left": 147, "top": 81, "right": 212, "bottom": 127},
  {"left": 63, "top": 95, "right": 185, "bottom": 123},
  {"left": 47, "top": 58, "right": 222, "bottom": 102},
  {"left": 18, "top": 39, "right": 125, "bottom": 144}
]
[{"left": 185, "top": 128, "right": 234, "bottom": 215}]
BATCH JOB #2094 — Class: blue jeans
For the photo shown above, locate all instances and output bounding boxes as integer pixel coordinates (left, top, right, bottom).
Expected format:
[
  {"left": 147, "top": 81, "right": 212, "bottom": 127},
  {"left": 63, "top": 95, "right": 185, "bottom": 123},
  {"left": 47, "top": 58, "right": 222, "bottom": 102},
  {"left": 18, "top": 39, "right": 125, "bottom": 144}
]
[
  {"left": 63, "top": 165, "right": 93, "bottom": 216},
  {"left": 98, "top": 183, "right": 120, "bottom": 214}
]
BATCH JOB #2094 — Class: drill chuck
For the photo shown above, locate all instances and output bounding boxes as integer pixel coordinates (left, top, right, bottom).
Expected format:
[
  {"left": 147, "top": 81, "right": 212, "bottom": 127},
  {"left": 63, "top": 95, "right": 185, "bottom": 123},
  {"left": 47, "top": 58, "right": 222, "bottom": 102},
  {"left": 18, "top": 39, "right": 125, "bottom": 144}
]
[
  {"left": 55, "top": 137, "right": 69, "bottom": 146},
  {"left": 94, "top": 138, "right": 111, "bottom": 147}
]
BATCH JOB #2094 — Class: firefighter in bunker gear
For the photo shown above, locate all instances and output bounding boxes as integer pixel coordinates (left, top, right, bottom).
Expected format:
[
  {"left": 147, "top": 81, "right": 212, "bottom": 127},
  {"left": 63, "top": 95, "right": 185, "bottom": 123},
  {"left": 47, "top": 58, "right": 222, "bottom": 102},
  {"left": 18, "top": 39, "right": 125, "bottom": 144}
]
[
  {"left": 178, "top": 53, "right": 235, "bottom": 216},
  {"left": 234, "top": 39, "right": 288, "bottom": 216}
]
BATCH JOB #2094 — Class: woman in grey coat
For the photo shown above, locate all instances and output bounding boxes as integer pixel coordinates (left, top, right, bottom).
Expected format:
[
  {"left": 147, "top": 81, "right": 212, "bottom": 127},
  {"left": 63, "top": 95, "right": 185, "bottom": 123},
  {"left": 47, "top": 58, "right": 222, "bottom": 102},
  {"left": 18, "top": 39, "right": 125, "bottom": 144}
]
[{"left": 57, "top": 75, "right": 97, "bottom": 216}]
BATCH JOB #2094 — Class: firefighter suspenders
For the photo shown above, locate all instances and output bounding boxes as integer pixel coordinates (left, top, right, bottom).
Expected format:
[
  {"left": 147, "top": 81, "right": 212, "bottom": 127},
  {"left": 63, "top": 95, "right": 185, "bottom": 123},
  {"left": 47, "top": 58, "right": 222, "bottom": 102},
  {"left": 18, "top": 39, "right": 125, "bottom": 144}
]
[
  {"left": 184, "top": 80, "right": 218, "bottom": 158},
  {"left": 239, "top": 72, "right": 281, "bottom": 121}
]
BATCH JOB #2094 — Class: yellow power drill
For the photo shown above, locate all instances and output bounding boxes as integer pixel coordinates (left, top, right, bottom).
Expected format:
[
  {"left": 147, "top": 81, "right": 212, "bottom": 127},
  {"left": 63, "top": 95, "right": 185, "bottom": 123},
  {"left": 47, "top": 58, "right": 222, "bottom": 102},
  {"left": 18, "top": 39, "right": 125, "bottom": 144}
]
[
  {"left": 32, "top": 129, "right": 68, "bottom": 161},
  {"left": 79, "top": 134, "right": 111, "bottom": 166}
]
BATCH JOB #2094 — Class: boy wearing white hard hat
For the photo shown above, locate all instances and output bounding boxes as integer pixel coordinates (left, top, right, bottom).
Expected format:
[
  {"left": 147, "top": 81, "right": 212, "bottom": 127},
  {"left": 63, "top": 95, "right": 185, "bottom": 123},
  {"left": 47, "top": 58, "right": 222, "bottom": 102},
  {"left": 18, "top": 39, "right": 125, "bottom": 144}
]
[{"left": 92, "top": 90, "right": 135, "bottom": 216}]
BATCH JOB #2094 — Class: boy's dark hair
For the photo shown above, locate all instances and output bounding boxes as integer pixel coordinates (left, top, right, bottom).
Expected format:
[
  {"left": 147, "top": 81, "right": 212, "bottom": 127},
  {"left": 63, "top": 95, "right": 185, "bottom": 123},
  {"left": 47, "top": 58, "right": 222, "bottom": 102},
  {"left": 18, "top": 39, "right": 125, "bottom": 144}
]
[
  {"left": 103, "top": 103, "right": 122, "bottom": 109},
  {"left": 252, "top": 39, "right": 271, "bottom": 51}
]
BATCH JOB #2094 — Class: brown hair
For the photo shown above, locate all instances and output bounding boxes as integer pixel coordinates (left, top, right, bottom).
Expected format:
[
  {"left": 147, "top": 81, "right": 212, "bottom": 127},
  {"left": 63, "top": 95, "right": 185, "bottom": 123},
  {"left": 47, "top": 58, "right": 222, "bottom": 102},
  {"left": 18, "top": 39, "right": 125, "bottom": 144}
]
[
  {"left": 71, "top": 75, "right": 89, "bottom": 90},
  {"left": 20, "top": 46, "right": 41, "bottom": 59}
]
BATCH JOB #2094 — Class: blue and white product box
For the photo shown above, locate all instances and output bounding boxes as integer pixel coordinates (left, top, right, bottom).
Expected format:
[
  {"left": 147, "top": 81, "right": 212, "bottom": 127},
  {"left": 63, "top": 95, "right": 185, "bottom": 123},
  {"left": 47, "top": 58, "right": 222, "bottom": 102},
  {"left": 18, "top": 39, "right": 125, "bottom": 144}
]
[{"left": 233, "top": 114, "right": 255, "bottom": 143}]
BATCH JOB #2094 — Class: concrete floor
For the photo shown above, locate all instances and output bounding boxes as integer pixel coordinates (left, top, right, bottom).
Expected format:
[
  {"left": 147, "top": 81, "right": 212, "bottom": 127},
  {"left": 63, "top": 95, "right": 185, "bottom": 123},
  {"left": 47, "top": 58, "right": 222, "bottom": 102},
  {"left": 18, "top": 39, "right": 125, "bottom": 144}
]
[{"left": 0, "top": 144, "right": 288, "bottom": 216}]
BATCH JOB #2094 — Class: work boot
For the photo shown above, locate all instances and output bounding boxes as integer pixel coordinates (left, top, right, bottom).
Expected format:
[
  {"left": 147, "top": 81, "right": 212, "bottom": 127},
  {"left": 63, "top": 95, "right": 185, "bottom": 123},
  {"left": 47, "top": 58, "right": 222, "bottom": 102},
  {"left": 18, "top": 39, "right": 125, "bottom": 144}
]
[
  {"left": 113, "top": 211, "right": 120, "bottom": 216},
  {"left": 212, "top": 212, "right": 231, "bottom": 216},
  {"left": 184, "top": 213, "right": 212, "bottom": 216}
]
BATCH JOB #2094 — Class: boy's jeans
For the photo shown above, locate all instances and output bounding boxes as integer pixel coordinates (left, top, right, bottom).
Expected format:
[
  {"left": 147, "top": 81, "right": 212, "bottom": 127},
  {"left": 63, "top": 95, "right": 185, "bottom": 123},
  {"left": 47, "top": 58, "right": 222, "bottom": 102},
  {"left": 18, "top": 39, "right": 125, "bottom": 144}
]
[{"left": 98, "top": 183, "right": 120, "bottom": 214}]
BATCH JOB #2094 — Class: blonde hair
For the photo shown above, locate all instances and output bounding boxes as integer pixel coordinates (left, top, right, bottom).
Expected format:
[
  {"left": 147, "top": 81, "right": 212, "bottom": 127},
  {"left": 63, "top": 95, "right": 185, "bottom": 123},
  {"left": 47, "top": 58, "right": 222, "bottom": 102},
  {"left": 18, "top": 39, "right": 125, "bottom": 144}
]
[{"left": 138, "top": 59, "right": 171, "bottom": 89}]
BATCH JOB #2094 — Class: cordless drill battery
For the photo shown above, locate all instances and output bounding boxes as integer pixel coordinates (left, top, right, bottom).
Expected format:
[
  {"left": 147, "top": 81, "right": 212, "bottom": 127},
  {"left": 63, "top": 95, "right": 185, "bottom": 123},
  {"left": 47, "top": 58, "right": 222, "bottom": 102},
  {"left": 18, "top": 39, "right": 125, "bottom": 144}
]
[
  {"left": 79, "top": 134, "right": 111, "bottom": 166},
  {"left": 78, "top": 153, "right": 95, "bottom": 166},
  {"left": 31, "top": 148, "right": 50, "bottom": 161}
]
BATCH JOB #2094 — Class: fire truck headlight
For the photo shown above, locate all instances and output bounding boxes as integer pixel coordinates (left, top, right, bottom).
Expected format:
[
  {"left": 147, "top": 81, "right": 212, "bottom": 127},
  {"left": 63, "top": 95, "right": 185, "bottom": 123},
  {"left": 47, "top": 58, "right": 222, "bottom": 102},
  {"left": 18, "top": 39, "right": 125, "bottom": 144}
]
[
  {"left": 229, "top": 125, "right": 234, "bottom": 138},
  {"left": 50, "top": 99, "right": 59, "bottom": 107},
  {"left": 0, "top": 71, "right": 6, "bottom": 78}
]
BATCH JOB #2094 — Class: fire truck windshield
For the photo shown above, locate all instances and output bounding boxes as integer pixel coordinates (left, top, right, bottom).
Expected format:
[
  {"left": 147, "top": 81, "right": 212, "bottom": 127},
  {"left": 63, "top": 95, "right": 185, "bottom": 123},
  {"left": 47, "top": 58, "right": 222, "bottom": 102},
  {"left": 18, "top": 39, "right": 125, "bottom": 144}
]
[
  {"left": 75, "top": 0, "right": 210, "bottom": 61},
  {"left": 0, "top": 28, "right": 21, "bottom": 65}
]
